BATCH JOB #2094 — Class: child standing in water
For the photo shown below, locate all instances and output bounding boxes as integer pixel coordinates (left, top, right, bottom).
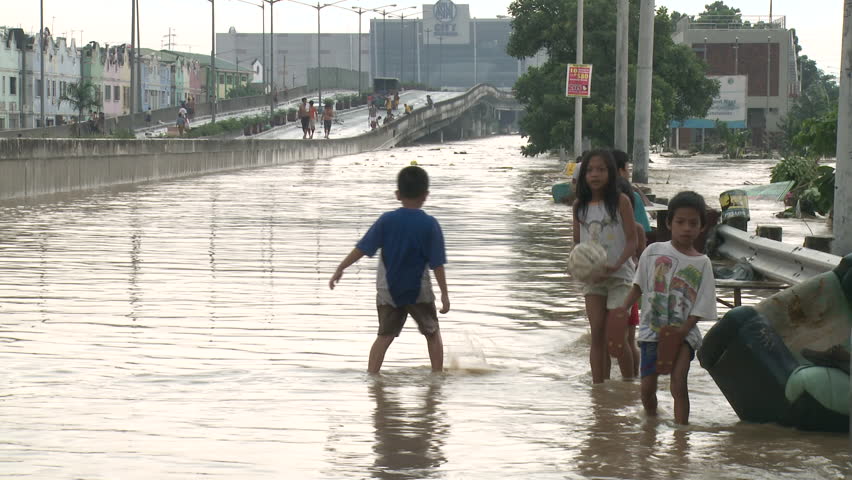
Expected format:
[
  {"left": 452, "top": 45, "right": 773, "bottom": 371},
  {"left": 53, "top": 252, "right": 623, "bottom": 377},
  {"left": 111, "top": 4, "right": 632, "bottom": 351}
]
[
  {"left": 618, "top": 191, "right": 717, "bottom": 425},
  {"left": 329, "top": 166, "right": 450, "bottom": 374},
  {"left": 572, "top": 150, "right": 637, "bottom": 383}
]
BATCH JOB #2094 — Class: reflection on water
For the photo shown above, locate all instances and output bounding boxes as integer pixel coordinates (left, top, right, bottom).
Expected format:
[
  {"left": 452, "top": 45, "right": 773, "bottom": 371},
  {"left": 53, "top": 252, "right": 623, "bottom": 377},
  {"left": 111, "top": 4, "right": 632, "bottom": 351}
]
[
  {"left": 370, "top": 375, "right": 447, "bottom": 479},
  {"left": 0, "top": 136, "right": 847, "bottom": 479}
]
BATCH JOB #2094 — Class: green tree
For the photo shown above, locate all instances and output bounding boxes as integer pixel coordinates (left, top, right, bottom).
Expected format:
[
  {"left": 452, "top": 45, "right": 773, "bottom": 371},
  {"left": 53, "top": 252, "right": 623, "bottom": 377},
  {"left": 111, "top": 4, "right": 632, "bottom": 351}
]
[
  {"left": 695, "top": 1, "right": 742, "bottom": 23},
  {"left": 793, "top": 108, "right": 838, "bottom": 158},
  {"left": 59, "top": 80, "right": 102, "bottom": 134},
  {"left": 507, "top": 0, "right": 718, "bottom": 156}
]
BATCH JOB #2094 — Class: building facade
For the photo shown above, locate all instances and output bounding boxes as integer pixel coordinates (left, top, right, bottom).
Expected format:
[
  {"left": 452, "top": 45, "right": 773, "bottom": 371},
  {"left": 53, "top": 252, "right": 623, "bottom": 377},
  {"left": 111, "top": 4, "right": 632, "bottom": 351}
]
[
  {"left": 26, "top": 33, "right": 81, "bottom": 127},
  {"left": 671, "top": 15, "right": 800, "bottom": 147},
  {"left": 216, "top": 30, "right": 369, "bottom": 91},
  {"left": 140, "top": 53, "right": 173, "bottom": 112},
  {"left": 370, "top": 2, "right": 546, "bottom": 89},
  {"left": 81, "top": 43, "right": 132, "bottom": 119},
  {"left": 0, "top": 27, "right": 25, "bottom": 130}
]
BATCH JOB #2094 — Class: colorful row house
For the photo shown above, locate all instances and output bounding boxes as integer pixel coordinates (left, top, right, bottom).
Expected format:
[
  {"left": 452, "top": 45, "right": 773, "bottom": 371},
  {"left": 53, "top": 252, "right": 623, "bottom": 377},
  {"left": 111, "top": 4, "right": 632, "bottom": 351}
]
[
  {"left": 0, "top": 26, "right": 254, "bottom": 130},
  {"left": 0, "top": 27, "right": 24, "bottom": 130},
  {"left": 81, "top": 43, "right": 132, "bottom": 118},
  {"left": 29, "top": 34, "right": 84, "bottom": 127}
]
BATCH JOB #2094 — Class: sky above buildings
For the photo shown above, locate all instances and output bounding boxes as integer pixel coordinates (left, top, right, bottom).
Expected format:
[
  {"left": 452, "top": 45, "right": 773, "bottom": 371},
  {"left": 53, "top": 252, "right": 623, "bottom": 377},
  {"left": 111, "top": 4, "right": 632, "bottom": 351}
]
[{"left": 2, "top": 0, "right": 844, "bottom": 76}]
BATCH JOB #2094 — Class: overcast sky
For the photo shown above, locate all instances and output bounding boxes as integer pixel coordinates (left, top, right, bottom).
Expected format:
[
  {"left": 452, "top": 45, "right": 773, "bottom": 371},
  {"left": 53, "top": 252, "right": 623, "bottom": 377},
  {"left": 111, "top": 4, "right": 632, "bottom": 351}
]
[{"left": 2, "top": 0, "right": 844, "bottom": 76}]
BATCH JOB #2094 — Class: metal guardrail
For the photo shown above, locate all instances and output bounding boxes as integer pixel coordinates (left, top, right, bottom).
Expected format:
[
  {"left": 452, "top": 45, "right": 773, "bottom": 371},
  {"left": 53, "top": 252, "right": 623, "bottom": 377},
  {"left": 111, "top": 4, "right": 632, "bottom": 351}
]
[{"left": 716, "top": 225, "right": 841, "bottom": 285}]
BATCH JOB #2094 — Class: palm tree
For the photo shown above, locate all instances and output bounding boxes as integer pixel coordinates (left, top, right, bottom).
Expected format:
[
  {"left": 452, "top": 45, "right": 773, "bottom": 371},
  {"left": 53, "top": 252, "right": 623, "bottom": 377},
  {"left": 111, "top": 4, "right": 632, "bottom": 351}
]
[{"left": 59, "top": 80, "right": 102, "bottom": 135}]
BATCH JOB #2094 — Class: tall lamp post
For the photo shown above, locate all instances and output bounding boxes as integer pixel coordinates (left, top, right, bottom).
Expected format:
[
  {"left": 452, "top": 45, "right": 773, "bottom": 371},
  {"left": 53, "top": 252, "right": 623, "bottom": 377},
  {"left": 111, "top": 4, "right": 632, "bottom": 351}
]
[
  {"left": 232, "top": 0, "right": 268, "bottom": 110},
  {"left": 285, "top": 0, "right": 348, "bottom": 108},
  {"left": 373, "top": 5, "right": 414, "bottom": 78},
  {"left": 208, "top": 0, "right": 217, "bottom": 122},
  {"left": 249, "top": 1, "right": 281, "bottom": 115},
  {"left": 424, "top": 27, "right": 431, "bottom": 86},
  {"left": 329, "top": 3, "right": 397, "bottom": 97},
  {"left": 39, "top": 0, "right": 45, "bottom": 129},
  {"left": 392, "top": 8, "right": 418, "bottom": 83}
]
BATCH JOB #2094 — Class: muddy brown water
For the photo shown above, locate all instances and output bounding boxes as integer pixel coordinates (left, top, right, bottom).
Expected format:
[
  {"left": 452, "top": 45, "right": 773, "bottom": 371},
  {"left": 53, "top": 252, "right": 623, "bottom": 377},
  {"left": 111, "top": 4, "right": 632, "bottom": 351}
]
[{"left": 0, "top": 136, "right": 847, "bottom": 478}]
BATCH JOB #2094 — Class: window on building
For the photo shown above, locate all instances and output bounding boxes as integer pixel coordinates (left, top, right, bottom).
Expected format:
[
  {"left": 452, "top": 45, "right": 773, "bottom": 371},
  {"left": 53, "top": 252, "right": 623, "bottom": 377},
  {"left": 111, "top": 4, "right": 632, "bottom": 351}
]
[
  {"left": 36, "top": 79, "right": 42, "bottom": 97},
  {"left": 1, "top": 76, "right": 4, "bottom": 95},
  {"left": 9, "top": 117, "right": 17, "bottom": 129},
  {"left": 226, "top": 75, "right": 233, "bottom": 85},
  {"left": 241, "top": 75, "right": 247, "bottom": 83},
  {"left": 0, "top": 118, "right": 5, "bottom": 130},
  {"left": 105, "top": 85, "right": 111, "bottom": 101},
  {"left": 52, "top": 80, "right": 57, "bottom": 97},
  {"left": 10, "top": 77, "right": 17, "bottom": 95},
  {"left": 219, "top": 73, "right": 225, "bottom": 84},
  {"left": 114, "top": 86, "right": 120, "bottom": 101}
]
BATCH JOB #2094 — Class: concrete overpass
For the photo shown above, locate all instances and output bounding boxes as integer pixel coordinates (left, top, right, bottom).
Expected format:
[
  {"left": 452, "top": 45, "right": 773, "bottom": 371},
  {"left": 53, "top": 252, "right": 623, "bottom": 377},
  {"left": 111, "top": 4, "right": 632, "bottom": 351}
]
[{"left": 0, "top": 84, "right": 522, "bottom": 202}]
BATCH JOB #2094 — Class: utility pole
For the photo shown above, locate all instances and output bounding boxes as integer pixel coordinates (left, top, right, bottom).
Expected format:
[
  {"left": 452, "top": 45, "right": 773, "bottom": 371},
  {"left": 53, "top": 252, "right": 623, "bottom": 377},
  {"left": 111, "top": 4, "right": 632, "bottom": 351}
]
[
  {"left": 425, "top": 28, "right": 431, "bottom": 86},
  {"left": 39, "top": 0, "right": 45, "bottom": 129},
  {"left": 270, "top": 0, "right": 275, "bottom": 113},
  {"left": 766, "top": 35, "right": 772, "bottom": 149},
  {"left": 614, "top": 0, "right": 628, "bottom": 151},
  {"left": 211, "top": 0, "right": 217, "bottom": 122},
  {"left": 130, "top": 0, "right": 136, "bottom": 116},
  {"left": 439, "top": 35, "right": 443, "bottom": 87},
  {"left": 163, "top": 27, "right": 176, "bottom": 50},
  {"left": 573, "top": 0, "right": 584, "bottom": 159},
  {"left": 833, "top": 0, "right": 851, "bottom": 255},
  {"left": 632, "top": 0, "right": 655, "bottom": 184},
  {"left": 472, "top": 17, "right": 477, "bottom": 85},
  {"left": 136, "top": 0, "right": 142, "bottom": 115}
]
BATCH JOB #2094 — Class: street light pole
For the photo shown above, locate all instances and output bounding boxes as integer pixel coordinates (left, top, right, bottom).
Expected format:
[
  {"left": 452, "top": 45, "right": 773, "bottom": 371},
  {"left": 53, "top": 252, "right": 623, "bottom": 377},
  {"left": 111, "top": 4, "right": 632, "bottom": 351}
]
[
  {"left": 371, "top": 6, "right": 412, "bottom": 79},
  {"left": 210, "top": 0, "right": 217, "bottom": 122},
  {"left": 39, "top": 0, "right": 45, "bottom": 129},
  {"left": 333, "top": 4, "right": 397, "bottom": 96},
  {"left": 425, "top": 27, "right": 431, "bottom": 86},
  {"left": 573, "top": 0, "right": 583, "bottom": 159},
  {"left": 395, "top": 11, "right": 419, "bottom": 84},
  {"left": 285, "top": 0, "right": 347, "bottom": 108}
]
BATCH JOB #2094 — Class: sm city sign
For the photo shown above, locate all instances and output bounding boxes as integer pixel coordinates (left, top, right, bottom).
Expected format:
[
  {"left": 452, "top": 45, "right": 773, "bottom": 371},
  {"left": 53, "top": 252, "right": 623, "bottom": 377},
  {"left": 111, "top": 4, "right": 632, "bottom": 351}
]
[{"left": 423, "top": 0, "right": 472, "bottom": 45}]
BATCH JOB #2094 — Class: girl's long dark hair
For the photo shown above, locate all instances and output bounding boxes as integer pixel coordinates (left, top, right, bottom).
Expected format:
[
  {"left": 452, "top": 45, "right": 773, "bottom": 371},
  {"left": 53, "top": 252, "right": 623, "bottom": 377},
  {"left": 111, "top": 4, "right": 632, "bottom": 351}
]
[{"left": 575, "top": 149, "right": 620, "bottom": 223}]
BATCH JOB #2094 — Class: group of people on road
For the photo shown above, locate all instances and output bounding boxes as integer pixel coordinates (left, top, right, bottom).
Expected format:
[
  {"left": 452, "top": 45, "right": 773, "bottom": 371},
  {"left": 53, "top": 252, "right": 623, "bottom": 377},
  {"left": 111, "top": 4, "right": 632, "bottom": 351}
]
[
  {"left": 298, "top": 97, "right": 335, "bottom": 139},
  {"left": 297, "top": 98, "right": 334, "bottom": 139},
  {"left": 366, "top": 93, "right": 434, "bottom": 130}
]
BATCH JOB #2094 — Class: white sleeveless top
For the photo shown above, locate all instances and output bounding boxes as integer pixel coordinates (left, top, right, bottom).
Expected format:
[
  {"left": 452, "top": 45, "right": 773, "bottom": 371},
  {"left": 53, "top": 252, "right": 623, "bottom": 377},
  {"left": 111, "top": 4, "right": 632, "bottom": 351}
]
[{"left": 578, "top": 202, "right": 635, "bottom": 282}]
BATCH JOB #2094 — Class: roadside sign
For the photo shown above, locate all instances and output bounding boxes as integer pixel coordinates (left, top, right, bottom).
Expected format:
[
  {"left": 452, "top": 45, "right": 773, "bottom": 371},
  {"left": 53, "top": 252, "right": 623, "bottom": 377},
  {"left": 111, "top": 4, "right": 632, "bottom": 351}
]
[{"left": 566, "top": 64, "right": 592, "bottom": 98}]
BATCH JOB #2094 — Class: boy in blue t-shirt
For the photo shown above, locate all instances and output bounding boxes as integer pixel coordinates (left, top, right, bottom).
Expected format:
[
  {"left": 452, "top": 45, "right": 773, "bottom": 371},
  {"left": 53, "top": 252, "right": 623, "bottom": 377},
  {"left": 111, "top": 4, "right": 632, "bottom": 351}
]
[{"left": 329, "top": 166, "right": 450, "bottom": 374}]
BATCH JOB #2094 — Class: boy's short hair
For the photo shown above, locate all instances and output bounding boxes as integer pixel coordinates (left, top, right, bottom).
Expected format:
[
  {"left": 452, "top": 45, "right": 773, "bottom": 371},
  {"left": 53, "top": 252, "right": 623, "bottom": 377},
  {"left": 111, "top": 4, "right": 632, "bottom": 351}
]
[
  {"left": 616, "top": 177, "right": 635, "bottom": 209},
  {"left": 667, "top": 191, "right": 708, "bottom": 227},
  {"left": 612, "top": 149, "right": 629, "bottom": 171},
  {"left": 398, "top": 166, "right": 429, "bottom": 199},
  {"left": 301, "top": 97, "right": 307, "bottom": 102}
]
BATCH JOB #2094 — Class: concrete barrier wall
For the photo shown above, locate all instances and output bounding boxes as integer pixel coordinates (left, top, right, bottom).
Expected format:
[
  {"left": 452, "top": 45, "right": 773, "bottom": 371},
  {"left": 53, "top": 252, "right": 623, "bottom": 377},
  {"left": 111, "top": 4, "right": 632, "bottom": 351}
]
[{"left": 0, "top": 84, "right": 515, "bottom": 201}]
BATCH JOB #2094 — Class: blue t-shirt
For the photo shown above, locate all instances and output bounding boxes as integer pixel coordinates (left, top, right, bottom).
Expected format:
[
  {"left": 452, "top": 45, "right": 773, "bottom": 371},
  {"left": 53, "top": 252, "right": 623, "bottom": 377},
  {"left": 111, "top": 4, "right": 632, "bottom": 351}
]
[
  {"left": 633, "top": 192, "right": 652, "bottom": 233},
  {"left": 356, "top": 208, "right": 447, "bottom": 306}
]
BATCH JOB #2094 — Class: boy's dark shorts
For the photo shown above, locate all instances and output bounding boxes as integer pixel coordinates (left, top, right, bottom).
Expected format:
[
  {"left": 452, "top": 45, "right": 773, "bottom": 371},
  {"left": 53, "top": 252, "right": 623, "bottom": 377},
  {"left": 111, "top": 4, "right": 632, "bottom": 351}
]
[
  {"left": 300, "top": 117, "right": 310, "bottom": 129},
  {"left": 639, "top": 341, "right": 695, "bottom": 378},
  {"left": 377, "top": 303, "right": 440, "bottom": 337}
]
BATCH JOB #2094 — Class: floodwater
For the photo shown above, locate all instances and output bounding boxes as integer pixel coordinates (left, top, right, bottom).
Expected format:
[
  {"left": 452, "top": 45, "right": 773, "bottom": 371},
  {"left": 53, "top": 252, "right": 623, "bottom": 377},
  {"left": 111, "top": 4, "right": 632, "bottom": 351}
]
[{"left": 0, "top": 136, "right": 847, "bottom": 479}]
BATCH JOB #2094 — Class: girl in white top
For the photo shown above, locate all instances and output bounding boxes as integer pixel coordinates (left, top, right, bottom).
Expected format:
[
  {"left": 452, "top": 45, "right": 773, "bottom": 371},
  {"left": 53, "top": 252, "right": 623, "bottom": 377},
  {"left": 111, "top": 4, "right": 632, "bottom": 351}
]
[{"left": 572, "top": 150, "right": 637, "bottom": 384}]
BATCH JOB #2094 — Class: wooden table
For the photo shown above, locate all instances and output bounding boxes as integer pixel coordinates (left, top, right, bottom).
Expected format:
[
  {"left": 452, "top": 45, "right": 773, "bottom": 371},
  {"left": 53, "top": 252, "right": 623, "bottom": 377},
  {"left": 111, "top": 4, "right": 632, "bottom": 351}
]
[{"left": 715, "top": 279, "right": 789, "bottom": 309}]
